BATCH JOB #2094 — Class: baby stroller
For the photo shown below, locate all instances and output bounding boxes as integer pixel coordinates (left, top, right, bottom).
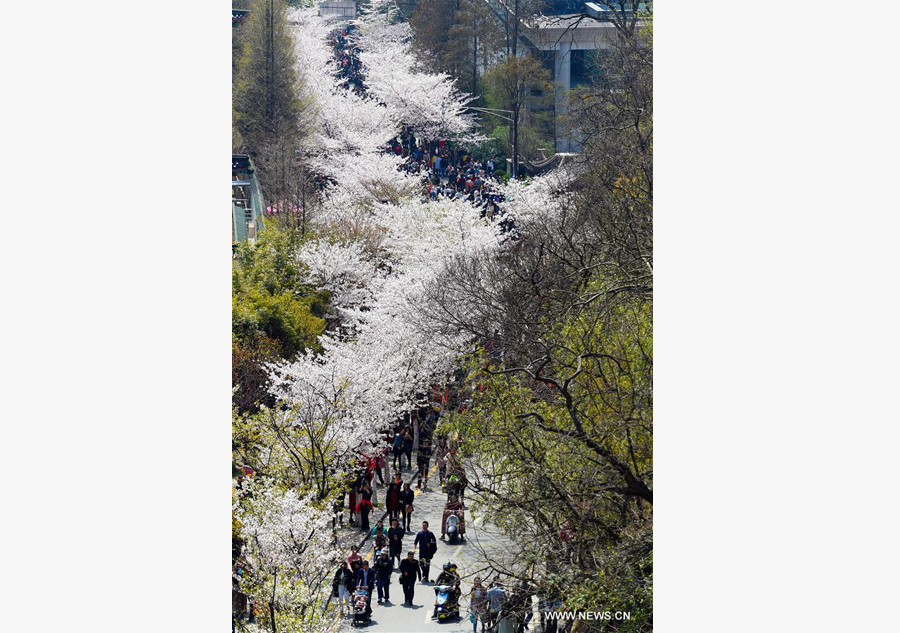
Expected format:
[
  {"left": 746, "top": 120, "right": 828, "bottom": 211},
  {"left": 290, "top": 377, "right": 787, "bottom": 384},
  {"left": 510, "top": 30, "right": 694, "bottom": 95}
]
[{"left": 351, "top": 587, "right": 371, "bottom": 627}]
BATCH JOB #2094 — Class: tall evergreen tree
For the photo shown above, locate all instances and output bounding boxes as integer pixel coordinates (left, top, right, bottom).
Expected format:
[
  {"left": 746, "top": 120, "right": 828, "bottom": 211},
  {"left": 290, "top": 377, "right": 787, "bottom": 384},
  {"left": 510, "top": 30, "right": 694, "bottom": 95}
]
[
  {"left": 410, "top": 0, "right": 458, "bottom": 73},
  {"left": 445, "top": 0, "right": 501, "bottom": 94},
  {"left": 234, "top": 0, "right": 316, "bottom": 231},
  {"left": 233, "top": 0, "right": 301, "bottom": 154}
]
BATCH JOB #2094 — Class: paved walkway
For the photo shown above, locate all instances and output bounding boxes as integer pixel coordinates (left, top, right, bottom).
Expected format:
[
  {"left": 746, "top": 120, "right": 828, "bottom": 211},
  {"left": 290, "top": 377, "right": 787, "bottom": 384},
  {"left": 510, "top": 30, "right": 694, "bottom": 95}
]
[{"left": 332, "top": 463, "right": 521, "bottom": 632}]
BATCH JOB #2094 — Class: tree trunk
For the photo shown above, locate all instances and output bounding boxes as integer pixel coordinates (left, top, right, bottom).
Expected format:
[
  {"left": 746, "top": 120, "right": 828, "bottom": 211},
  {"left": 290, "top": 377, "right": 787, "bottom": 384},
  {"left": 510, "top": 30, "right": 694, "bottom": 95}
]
[
  {"left": 472, "top": 31, "right": 478, "bottom": 95},
  {"left": 512, "top": 0, "right": 519, "bottom": 58},
  {"left": 512, "top": 106, "right": 519, "bottom": 178},
  {"left": 270, "top": 570, "right": 277, "bottom": 632}
]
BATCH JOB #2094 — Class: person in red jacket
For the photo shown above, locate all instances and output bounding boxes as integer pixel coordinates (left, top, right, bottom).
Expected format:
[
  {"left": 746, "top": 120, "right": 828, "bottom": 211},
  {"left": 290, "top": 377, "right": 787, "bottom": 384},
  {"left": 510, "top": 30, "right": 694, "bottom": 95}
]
[{"left": 356, "top": 497, "right": 374, "bottom": 532}]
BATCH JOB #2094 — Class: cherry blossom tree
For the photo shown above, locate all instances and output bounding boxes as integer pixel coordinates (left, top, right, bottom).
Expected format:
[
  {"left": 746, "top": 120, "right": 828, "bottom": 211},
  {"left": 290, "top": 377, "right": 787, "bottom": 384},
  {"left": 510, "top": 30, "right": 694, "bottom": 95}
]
[
  {"left": 354, "top": 7, "right": 479, "bottom": 140},
  {"left": 235, "top": 8, "right": 515, "bottom": 627},
  {"left": 235, "top": 477, "right": 341, "bottom": 632}
]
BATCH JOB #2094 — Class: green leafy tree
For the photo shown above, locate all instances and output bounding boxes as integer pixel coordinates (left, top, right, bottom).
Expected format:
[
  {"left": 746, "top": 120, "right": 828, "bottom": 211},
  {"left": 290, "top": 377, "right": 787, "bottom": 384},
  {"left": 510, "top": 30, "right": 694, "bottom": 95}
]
[
  {"left": 410, "top": 0, "right": 459, "bottom": 72},
  {"left": 421, "top": 12, "right": 653, "bottom": 629},
  {"left": 482, "top": 55, "right": 552, "bottom": 177},
  {"left": 232, "top": 223, "right": 329, "bottom": 412}
]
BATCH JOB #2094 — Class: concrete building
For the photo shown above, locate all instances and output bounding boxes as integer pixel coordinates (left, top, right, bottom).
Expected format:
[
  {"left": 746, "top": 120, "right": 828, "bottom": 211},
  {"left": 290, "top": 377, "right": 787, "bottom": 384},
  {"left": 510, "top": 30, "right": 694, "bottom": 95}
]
[
  {"left": 232, "top": 8, "right": 249, "bottom": 25},
  {"left": 232, "top": 155, "right": 264, "bottom": 245},
  {"left": 526, "top": 11, "right": 621, "bottom": 152},
  {"left": 482, "top": 2, "right": 645, "bottom": 152},
  {"left": 318, "top": 0, "right": 357, "bottom": 20}
]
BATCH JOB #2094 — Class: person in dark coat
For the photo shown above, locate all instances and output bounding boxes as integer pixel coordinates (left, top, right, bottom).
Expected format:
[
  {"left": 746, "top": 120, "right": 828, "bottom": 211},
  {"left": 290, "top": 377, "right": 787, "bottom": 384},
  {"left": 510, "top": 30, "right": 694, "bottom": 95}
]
[
  {"left": 386, "top": 474, "right": 402, "bottom": 521},
  {"left": 400, "top": 483, "right": 415, "bottom": 531},
  {"left": 374, "top": 550, "right": 393, "bottom": 602},
  {"left": 359, "top": 480, "right": 372, "bottom": 503},
  {"left": 332, "top": 561, "right": 355, "bottom": 616},
  {"left": 399, "top": 551, "right": 421, "bottom": 605},
  {"left": 348, "top": 485, "right": 357, "bottom": 524},
  {"left": 402, "top": 429, "right": 414, "bottom": 469},
  {"left": 388, "top": 518, "right": 405, "bottom": 568},
  {"left": 355, "top": 560, "right": 377, "bottom": 615},
  {"left": 392, "top": 431, "right": 404, "bottom": 470},
  {"left": 416, "top": 439, "right": 432, "bottom": 490},
  {"left": 414, "top": 521, "right": 438, "bottom": 583},
  {"left": 332, "top": 490, "right": 345, "bottom": 530}
]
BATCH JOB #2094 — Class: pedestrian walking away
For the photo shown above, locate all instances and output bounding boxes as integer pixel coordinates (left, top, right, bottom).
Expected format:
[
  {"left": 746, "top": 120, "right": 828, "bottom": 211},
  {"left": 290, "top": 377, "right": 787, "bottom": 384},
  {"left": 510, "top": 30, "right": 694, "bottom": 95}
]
[
  {"left": 435, "top": 439, "right": 447, "bottom": 485},
  {"left": 486, "top": 579, "right": 507, "bottom": 631},
  {"left": 403, "top": 429, "right": 414, "bottom": 469},
  {"left": 356, "top": 497, "right": 374, "bottom": 532},
  {"left": 375, "top": 451, "right": 387, "bottom": 485},
  {"left": 386, "top": 473, "right": 402, "bottom": 521},
  {"left": 332, "top": 491, "right": 345, "bottom": 530},
  {"left": 417, "top": 438, "right": 432, "bottom": 489},
  {"left": 392, "top": 430, "right": 404, "bottom": 471},
  {"left": 401, "top": 482, "right": 415, "bottom": 531}
]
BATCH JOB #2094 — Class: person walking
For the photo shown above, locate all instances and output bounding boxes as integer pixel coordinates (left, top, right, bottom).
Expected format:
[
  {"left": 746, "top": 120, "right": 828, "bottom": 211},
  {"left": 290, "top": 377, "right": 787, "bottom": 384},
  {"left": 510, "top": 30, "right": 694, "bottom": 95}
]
[
  {"left": 392, "top": 430, "right": 404, "bottom": 471},
  {"left": 373, "top": 520, "right": 388, "bottom": 552},
  {"left": 346, "top": 545, "right": 362, "bottom": 568},
  {"left": 386, "top": 473, "right": 402, "bottom": 521},
  {"left": 486, "top": 579, "right": 507, "bottom": 632},
  {"left": 364, "top": 456, "right": 380, "bottom": 506},
  {"left": 434, "top": 440, "right": 447, "bottom": 486},
  {"left": 399, "top": 551, "right": 421, "bottom": 605},
  {"left": 376, "top": 451, "right": 387, "bottom": 485},
  {"left": 416, "top": 439, "right": 432, "bottom": 490},
  {"left": 332, "top": 490, "right": 345, "bottom": 530},
  {"left": 356, "top": 497, "right": 374, "bottom": 532},
  {"left": 332, "top": 562, "right": 355, "bottom": 616},
  {"left": 374, "top": 549, "right": 393, "bottom": 602},
  {"left": 388, "top": 518, "right": 405, "bottom": 569},
  {"left": 402, "top": 429, "right": 414, "bottom": 470},
  {"left": 400, "top": 483, "right": 415, "bottom": 531},
  {"left": 414, "top": 521, "right": 438, "bottom": 583},
  {"left": 469, "top": 577, "right": 487, "bottom": 632},
  {"left": 348, "top": 480, "right": 357, "bottom": 525},
  {"left": 355, "top": 560, "right": 377, "bottom": 615},
  {"left": 511, "top": 581, "right": 534, "bottom": 633},
  {"left": 359, "top": 480, "right": 372, "bottom": 504}
]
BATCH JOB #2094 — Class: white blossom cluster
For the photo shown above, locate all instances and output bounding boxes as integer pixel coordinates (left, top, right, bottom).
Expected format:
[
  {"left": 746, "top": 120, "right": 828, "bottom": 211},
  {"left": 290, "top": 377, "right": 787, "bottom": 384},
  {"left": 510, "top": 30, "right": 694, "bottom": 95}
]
[
  {"left": 237, "top": 7, "right": 566, "bottom": 625},
  {"left": 354, "top": 8, "right": 479, "bottom": 139},
  {"left": 236, "top": 478, "right": 342, "bottom": 632},
  {"left": 267, "top": 7, "right": 511, "bottom": 455}
]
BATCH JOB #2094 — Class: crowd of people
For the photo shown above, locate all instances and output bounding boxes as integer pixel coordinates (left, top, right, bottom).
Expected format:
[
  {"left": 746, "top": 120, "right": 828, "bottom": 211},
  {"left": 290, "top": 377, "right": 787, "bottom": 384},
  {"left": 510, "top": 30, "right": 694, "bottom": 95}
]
[
  {"left": 331, "top": 27, "right": 365, "bottom": 95},
  {"left": 329, "top": 25, "right": 510, "bottom": 219},
  {"left": 332, "top": 413, "right": 444, "bottom": 533},
  {"left": 392, "top": 130, "right": 507, "bottom": 218},
  {"left": 319, "top": 27, "right": 542, "bottom": 630},
  {"left": 331, "top": 415, "right": 448, "bottom": 617}
]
